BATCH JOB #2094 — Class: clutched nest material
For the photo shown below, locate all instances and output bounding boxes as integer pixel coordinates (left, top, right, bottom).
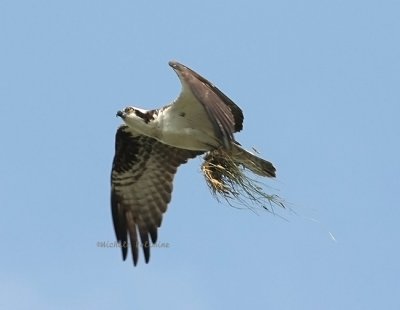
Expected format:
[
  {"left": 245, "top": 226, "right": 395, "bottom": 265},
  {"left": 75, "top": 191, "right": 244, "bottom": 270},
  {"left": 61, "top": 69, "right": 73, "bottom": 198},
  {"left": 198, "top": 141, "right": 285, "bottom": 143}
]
[{"left": 201, "top": 148, "right": 285, "bottom": 214}]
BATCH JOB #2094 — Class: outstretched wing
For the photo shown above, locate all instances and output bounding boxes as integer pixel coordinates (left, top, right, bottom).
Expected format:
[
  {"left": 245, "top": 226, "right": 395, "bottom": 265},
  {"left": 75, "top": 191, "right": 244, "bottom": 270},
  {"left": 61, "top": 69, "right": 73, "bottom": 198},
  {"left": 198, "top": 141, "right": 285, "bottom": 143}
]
[
  {"left": 169, "top": 61, "right": 244, "bottom": 149},
  {"left": 111, "top": 125, "right": 201, "bottom": 265}
]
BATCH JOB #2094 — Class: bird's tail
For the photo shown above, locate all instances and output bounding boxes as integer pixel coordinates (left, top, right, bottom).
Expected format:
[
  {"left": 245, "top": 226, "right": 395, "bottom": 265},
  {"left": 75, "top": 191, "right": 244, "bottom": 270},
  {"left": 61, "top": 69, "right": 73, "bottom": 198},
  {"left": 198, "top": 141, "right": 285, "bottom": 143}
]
[{"left": 231, "top": 143, "right": 276, "bottom": 177}]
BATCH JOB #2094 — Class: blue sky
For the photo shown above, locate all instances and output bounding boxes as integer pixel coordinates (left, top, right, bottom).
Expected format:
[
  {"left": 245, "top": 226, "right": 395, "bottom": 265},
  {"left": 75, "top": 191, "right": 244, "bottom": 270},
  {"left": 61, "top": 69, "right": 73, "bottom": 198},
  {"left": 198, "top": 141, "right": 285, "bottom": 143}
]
[{"left": 1, "top": 0, "right": 399, "bottom": 309}]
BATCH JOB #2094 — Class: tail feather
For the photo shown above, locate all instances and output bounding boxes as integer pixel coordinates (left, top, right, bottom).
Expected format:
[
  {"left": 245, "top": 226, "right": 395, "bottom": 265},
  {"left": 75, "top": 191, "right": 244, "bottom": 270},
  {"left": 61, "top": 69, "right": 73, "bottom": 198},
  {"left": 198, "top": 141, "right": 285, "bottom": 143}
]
[{"left": 231, "top": 143, "right": 276, "bottom": 177}]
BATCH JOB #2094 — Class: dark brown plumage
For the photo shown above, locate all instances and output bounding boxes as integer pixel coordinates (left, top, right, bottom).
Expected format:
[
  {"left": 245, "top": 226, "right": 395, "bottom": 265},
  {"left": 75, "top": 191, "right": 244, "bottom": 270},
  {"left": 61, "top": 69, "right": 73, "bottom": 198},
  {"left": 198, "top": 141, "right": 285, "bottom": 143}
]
[
  {"left": 111, "top": 61, "right": 276, "bottom": 266},
  {"left": 111, "top": 125, "right": 201, "bottom": 265}
]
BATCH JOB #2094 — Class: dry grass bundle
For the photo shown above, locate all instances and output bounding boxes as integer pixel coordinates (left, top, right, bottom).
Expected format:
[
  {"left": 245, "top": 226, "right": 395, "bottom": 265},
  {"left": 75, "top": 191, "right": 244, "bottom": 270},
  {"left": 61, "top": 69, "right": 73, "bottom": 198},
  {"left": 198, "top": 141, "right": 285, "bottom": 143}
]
[{"left": 201, "top": 149, "right": 286, "bottom": 213}]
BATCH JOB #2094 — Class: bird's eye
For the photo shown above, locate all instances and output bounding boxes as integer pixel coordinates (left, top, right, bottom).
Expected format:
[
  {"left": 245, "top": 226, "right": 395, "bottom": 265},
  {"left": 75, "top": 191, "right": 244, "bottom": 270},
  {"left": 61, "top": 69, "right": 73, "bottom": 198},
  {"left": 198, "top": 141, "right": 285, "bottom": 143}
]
[{"left": 124, "top": 107, "right": 134, "bottom": 113}]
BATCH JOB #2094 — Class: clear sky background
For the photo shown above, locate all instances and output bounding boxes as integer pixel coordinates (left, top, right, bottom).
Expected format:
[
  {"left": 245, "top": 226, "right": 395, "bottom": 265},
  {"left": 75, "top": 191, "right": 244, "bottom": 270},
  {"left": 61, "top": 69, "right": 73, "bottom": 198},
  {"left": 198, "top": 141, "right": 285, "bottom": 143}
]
[{"left": 1, "top": 1, "right": 399, "bottom": 309}]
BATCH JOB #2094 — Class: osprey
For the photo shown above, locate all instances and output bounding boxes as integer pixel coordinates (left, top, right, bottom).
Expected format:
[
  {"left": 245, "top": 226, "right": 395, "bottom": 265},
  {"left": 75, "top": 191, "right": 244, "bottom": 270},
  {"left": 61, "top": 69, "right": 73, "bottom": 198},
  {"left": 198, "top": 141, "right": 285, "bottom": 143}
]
[{"left": 111, "top": 61, "right": 276, "bottom": 266}]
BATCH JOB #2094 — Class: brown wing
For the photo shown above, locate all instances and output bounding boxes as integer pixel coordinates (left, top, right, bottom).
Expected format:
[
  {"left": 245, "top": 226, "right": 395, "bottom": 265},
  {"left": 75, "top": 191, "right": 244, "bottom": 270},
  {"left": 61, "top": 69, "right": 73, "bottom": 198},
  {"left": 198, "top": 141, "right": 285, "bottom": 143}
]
[
  {"left": 169, "top": 61, "right": 244, "bottom": 149},
  {"left": 111, "top": 125, "right": 202, "bottom": 265}
]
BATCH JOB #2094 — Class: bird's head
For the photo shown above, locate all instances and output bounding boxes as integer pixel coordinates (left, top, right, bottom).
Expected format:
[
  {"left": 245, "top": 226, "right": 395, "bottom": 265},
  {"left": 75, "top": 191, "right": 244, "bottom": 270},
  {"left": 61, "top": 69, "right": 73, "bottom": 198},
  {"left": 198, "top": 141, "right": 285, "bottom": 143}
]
[{"left": 116, "top": 106, "right": 157, "bottom": 130}]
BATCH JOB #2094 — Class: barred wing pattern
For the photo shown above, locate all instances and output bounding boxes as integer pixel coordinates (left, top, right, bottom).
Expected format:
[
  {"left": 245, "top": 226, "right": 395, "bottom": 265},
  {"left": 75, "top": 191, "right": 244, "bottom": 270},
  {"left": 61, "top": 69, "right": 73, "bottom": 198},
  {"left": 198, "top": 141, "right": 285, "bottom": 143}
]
[{"left": 111, "top": 125, "right": 201, "bottom": 265}]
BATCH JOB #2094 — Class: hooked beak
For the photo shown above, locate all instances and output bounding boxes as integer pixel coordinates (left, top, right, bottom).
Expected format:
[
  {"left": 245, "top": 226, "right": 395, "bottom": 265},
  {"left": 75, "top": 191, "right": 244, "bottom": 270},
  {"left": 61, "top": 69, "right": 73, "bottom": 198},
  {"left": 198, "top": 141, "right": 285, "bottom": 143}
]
[{"left": 116, "top": 110, "right": 125, "bottom": 118}]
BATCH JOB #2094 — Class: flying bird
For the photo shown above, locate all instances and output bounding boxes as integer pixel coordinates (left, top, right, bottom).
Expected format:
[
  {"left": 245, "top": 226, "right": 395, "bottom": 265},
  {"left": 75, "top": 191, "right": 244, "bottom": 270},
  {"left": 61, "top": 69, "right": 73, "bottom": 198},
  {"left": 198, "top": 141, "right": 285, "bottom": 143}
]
[{"left": 111, "top": 61, "right": 276, "bottom": 266}]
